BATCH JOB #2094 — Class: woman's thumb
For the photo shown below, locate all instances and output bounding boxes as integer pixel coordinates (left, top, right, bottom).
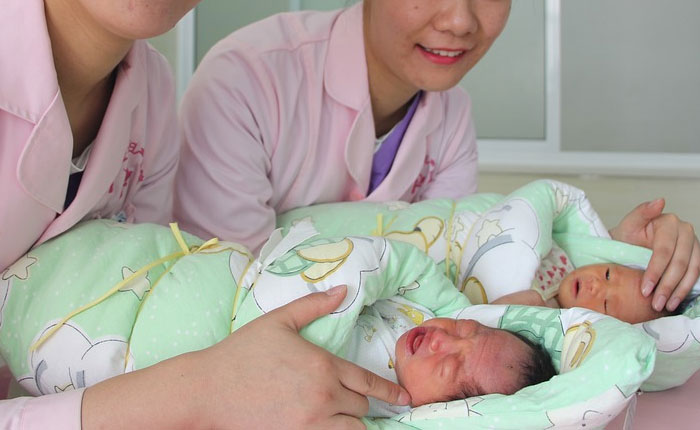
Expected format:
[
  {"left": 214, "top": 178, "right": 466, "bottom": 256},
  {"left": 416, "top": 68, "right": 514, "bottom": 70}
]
[
  {"left": 640, "top": 198, "right": 666, "bottom": 221},
  {"left": 273, "top": 285, "right": 348, "bottom": 332}
]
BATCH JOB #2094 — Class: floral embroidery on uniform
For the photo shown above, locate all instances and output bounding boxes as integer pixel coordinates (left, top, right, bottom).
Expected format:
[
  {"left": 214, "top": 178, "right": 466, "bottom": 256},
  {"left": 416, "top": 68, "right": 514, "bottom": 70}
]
[
  {"left": 109, "top": 142, "right": 146, "bottom": 199},
  {"left": 411, "top": 155, "right": 437, "bottom": 195}
]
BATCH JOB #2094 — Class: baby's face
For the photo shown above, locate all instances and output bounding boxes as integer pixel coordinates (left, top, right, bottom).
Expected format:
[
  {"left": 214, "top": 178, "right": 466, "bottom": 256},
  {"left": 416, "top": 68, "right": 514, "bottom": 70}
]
[
  {"left": 394, "top": 318, "right": 531, "bottom": 407},
  {"left": 557, "top": 264, "right": 665, "bottom": 324}
]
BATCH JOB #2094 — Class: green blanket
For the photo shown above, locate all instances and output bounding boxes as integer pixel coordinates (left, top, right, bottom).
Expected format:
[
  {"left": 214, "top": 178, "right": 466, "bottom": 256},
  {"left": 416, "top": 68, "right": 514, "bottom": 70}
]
[
  {"left": 0, "top": 218, "right": 656, "bottom": 430},
  {"left": 279, "top": 179, "right": 700, "bottom": 392}
]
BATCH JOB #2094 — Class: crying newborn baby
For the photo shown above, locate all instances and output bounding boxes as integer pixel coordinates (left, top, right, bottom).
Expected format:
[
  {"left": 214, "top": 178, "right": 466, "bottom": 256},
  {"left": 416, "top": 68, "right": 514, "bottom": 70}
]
[{"left": 346, "top": 297, "right": 556, "bottom": 416}]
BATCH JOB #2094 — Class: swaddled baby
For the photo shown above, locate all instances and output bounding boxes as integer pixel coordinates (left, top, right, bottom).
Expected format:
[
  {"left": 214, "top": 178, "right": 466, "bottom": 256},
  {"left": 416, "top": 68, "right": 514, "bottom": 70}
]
[
  {"left": 494, "top": 262, "right": 699, "bottom": 324},
  {"left": 0, "top": 220, "right": 555, "bottom": 418},
  {"left": 349, "top": 297, "right": 554, "bottom": 416},
  {"left": 278, "top": 179, "right": 700, "bottom": 325}
]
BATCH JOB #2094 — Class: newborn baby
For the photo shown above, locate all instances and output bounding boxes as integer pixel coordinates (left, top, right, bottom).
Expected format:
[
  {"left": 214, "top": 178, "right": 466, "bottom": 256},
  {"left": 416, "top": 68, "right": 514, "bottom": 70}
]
[
  {"left": 494, "top": 263, "right": 699, "bottom": 324},
  {"left": 278, "top": 179, "right": 700, "bottom": 325},
  {"left": 0, "top": 220, "right": 556, "bottom": 419},
  {"left": 346, "top": 297, "right": 556, "bottom": 416}
]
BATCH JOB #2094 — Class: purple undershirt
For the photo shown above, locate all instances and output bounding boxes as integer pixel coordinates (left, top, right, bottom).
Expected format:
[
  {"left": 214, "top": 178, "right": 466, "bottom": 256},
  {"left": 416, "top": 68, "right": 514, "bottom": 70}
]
[{"left": 368, "top": 91, "right": 423, "bottom": 194}]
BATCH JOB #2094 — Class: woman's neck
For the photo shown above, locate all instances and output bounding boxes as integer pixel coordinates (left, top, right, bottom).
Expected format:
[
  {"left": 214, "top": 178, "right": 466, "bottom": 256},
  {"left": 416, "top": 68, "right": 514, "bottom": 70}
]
[
  {"left": 44, "top": 0, "right": 132, "bottom": 156},
  {"left": 363, "top": 3, "right": 418, "bottom": 138}
]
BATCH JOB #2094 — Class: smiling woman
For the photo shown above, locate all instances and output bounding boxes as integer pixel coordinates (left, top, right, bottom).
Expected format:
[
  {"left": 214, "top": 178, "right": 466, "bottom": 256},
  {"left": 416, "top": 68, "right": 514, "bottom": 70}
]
[
  {"left": 174, "top": 0, "right": 699, "bottom": 315},
  {"left": 174, "top": 0, "right": 513, "bottom": 254},
  {"left": 362, "top": 0, "right": 511, "bottom": 134}
]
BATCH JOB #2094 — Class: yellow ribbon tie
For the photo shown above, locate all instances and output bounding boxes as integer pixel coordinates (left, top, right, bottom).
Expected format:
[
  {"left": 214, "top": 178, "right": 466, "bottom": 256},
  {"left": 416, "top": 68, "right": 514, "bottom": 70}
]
[
  {"left": 31, "top": 223, "right": 220, "bottom": 358},
  {"left": 370, "top": 213, "right": 398, "bottom": 237},
  {"left": 371, "top": 213, "right": 384, "bottom": 236},
  {"left": 229, "top": 258, "right": 255, "bottom": 333}
]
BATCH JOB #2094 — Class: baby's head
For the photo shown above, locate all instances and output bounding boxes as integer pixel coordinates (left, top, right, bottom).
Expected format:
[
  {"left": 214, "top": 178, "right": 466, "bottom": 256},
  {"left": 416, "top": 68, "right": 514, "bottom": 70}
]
[
  {"left": 557, "top": 263, "right": 671, "bottom": 324},
  {"left": 394, "top": 318, "right": 555, "bottom": 407}
]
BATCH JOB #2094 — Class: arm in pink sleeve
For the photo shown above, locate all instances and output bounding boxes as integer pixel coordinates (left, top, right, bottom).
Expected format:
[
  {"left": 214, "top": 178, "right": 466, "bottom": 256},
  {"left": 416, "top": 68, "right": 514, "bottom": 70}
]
[
  {"left": 174, "top": 47, "right": 277, "bottom": 253},
  {"left": 130, "top": 47, "right": 180, "bottom": 225},
  {"left": 419, "top": 89, "right": 478, "bottom": 200},
  {"left": 0, "top": 389, "right": 84, "bottom": 430}
]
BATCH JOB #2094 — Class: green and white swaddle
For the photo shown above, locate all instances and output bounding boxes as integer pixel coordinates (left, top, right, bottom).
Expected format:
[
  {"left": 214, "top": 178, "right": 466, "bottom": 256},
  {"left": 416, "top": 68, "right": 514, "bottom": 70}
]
[
  {"left": 0, "top": 217, "right": 657, "bottom": 430},
  {"left": 278, "top": 179, "right": 700, "bottom": 392}
]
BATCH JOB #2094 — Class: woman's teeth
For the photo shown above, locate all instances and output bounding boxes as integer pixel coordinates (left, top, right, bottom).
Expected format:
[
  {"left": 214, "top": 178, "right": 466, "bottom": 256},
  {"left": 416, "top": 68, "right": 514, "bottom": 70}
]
[{"left": 423, "top": 47, "right": 464, "bottom": 58}]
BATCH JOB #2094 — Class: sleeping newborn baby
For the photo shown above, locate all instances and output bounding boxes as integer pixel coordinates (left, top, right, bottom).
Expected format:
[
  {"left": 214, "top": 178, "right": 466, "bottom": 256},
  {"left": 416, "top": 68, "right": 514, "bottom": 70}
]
[
  {"left": 278, "top": 179, "right": 700, "bottom": 325},
  {"left": 347, "top": 297, "right": 555, "bottom": 416},
  {"left": 493, "top": 263, "right": 699, "bottom": 324}
]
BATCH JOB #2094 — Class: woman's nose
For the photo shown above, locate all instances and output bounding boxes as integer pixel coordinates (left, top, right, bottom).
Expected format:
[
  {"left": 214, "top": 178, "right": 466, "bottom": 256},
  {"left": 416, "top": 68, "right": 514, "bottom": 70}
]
[{"left": 433, "top": 0, "right": 478, "bottom": 37}]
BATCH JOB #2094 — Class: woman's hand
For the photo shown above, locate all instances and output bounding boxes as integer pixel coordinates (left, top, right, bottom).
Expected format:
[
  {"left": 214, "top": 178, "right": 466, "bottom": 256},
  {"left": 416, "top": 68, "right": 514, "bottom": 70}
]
[
  {"left": 82, "top": 285, "right": 410, "bottom": 430},
  {"left": 610, "top": 199, "right": 700, "bottom": 312},
  {"left": 194, "top": 284, "right": 410, "bottom": 429}
]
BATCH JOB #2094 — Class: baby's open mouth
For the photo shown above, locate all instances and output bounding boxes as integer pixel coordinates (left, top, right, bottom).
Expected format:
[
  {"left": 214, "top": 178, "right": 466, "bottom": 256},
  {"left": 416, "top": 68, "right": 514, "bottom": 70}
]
[
  {"left": 406, "top": 327, "right": 428, "bottom": 355},
  {"left": 574, "top": 279, "right": 580, "bottom": 298}
]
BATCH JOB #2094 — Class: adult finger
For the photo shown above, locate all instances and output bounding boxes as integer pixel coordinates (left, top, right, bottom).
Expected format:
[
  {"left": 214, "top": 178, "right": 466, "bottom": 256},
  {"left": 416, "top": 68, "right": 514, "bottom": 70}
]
[
  {"left": 328, "top": 383, "right": 371, "bottom": 418},
  {"left": 641, "top": 214, "right": 679, "bottom": 298},
  {"left": 666, "top": 239, "right": 700, "bottom": 312},
  {"left": 336, "top": 357, "right": 411, "bottom": 406},
  {"left": 269, "top": 285, "right": 348, "bottom": 331},
  {"left": 649, "top": 217, "right": 692, "bottom": 311},
  {"left": 613, "top": 199, "right": 665, "bottom": 241}
]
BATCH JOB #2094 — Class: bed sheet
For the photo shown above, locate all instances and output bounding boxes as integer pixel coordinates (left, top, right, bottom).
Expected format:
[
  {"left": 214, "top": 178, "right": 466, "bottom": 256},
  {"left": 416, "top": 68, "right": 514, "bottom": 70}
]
[{"left": 607, "top": 370, "right": 700, "bottom": 429}]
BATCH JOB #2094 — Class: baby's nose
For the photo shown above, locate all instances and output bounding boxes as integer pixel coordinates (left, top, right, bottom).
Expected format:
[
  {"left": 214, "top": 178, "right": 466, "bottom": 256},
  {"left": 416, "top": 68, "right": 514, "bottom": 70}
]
[
  {"left": 429, "top": 330, "right": 458, "bottom": 354},
  {"left": 583, "top": 276, "right": 602, "bottom": 295}
]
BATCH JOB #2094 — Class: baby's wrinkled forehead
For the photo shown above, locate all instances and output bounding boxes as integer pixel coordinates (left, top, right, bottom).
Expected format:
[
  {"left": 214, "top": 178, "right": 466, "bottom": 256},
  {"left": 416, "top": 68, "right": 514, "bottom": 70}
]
[{"left": 466, "top": 328, "right": 534, "bottom": 394}]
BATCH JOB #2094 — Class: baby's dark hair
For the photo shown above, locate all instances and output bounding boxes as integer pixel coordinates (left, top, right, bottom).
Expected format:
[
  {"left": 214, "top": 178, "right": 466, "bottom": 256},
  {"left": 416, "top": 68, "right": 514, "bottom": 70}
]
[{"left": 510, "top": 331, "right": 557, "bottom": 389}]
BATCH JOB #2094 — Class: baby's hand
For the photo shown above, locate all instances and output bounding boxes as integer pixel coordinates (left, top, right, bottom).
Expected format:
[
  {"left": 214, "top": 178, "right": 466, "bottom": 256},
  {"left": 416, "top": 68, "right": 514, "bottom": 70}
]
[{"left": 492, "top": 290, "right": 548, "bottom": 307}]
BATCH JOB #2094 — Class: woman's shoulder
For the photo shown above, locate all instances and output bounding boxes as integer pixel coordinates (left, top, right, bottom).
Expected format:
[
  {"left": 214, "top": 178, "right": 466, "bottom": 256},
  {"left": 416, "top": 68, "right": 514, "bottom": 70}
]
[
  {"left": 127, "top": 40, "right": 175, "bottom": 115},
  {"left": 136, "top": 40, "right": 175, "bottom": 85},
  {"left": 206, "top": 9, "right": 345, "bottom": 62}
]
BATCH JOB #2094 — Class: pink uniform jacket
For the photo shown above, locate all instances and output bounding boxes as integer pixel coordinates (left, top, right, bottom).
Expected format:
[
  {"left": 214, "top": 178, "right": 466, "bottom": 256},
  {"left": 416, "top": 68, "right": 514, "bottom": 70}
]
[
  {"left": 174, "top": 3, "right": 479, "bottom": 253},
  {"left": 0, "top": 0, "right": 179, "bottom": 273},
  {"left": 0, "top": 0, "right": 179, "bottom": 427}
]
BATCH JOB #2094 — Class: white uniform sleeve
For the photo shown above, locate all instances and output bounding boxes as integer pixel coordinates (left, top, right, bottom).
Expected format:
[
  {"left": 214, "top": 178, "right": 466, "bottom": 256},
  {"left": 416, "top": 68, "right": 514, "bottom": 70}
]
[{"left": 0, "top": 390, "right": 84, "bottom": 430}]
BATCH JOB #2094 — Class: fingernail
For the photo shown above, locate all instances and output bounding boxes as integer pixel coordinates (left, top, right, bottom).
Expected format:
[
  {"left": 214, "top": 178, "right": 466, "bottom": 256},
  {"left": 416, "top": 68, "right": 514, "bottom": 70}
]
[
  {"left": 667, "top": 297, "right": 681, "bottom": 312},
  {"left": 648, "top": 198, "right": 663, "bottom": 206},
  {"left": 652, "top": 295, "right": 667, "bottom": 312},
  {"left": 398, "top": 391, "right": 411, "bottom": 405},
  {"left": 642, "top": 281, "right": 655, "bottom": 297},
  {"left": 325, "top": 285, "right": 346, "bottom": 296}
]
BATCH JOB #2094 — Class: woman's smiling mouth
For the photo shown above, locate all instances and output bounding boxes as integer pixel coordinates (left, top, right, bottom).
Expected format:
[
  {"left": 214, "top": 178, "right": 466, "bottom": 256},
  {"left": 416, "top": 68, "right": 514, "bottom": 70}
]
[
  {"left": 417, "top": 44, "right": 466, "bottom": 65},
  {"left": 419, "top": 45, "right": 465, "bottom": 57}
]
